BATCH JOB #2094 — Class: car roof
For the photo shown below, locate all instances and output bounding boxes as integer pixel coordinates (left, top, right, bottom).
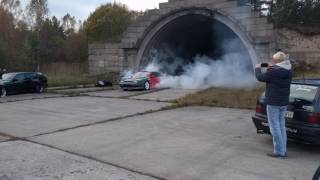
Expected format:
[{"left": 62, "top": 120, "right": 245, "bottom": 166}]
[
  {"left": 5, "top": 72, "right": 36, "bottom": 75},
  {"left": 292, "top": 79, "right": 320, "bottom": 86},
  {"left": 140, "top": 71, "right": 160, "bottom": 74}
]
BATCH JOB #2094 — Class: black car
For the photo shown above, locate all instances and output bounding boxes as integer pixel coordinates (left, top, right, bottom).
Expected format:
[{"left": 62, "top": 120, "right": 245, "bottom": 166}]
[
  {"left": 0, "top": 72, "right": 48, "bottom": 97},
  {"left": 120, "top": 71, "right": 161, "bottom": 91},
  {"left": 314, "top": 166, "right": 320, "bottom": 180},
  {"left": 253, "top": 79, "right": 320, "bottom": 144}
]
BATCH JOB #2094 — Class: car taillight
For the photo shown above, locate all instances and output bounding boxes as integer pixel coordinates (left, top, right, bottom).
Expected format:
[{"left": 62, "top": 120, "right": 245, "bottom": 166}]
[
  {"left": 308, "top": 113, "right": 320, "bottom": 124},
  {"left": 256, "top": 104, "right": 263, "bottom": 114}
]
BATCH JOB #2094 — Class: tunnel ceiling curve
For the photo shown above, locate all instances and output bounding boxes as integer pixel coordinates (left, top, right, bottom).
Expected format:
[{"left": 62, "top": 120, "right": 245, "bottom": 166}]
[{"left": 138, "top": 10, "right": 255, "bottom": 75}]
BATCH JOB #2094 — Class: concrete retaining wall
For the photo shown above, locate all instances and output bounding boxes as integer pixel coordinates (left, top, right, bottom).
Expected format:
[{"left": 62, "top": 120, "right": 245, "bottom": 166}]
[
  {"left": 277, "top": 28, "right": 320, "bottom": 68},
  {"left": 121, "top": 0, "right": 276, "bottom": 70},
  {"left": 88, "top": 0, "right": 320, "bottom": 74},
  {"left": 88, "top": 28, "right": 320, "bottom": 74},
  {"left": 88, "top": 43, "right": 124, "bottom": 75}
]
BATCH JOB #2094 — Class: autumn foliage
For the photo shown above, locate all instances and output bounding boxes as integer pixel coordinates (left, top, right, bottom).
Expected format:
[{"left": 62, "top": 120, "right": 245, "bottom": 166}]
[
  {"left": 0, "top": 0, "right": 87, "bottom": 72},
  {"left": 85, "top": 3, "right": 134, "bottom": 43},
  {"left": 0, "top": 1, "right": 137, "bottom": 73}
]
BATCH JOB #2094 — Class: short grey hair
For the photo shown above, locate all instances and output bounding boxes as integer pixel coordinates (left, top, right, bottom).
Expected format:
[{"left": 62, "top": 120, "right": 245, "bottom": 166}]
[{"left": 273, "top": 52, "right": 286, "bottom": 62}]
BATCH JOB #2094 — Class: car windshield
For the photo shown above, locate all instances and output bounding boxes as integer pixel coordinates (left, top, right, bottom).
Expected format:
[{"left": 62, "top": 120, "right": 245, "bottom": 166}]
[
  {"left": 133, "top": 72, "right": 149, "bottom": 79},
  {"left": 1, "top": 73, "right": 16, "bottom": 81},
  {"left": 290, "top": 84, "right": 318, "bottom": 103}
]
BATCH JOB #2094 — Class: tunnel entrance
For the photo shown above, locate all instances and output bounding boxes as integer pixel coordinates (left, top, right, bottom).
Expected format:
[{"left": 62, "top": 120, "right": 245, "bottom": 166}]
[{"left": 140, "top": 13, "right": 253, "bottom": 76}]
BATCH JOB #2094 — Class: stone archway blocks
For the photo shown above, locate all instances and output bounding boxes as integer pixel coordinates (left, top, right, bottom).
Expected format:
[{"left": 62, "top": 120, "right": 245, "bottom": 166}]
[{"left": 119, "top": 1, "right": 275, "bottom": 72}]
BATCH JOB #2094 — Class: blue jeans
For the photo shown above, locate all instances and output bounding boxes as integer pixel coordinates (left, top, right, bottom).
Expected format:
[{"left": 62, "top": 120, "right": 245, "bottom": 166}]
[{"left": 266, "top": 105, "right": 287, "bottom": 156}]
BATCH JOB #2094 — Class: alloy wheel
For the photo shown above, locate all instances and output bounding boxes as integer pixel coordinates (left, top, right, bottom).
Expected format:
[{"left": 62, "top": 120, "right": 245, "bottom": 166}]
[
  {"left": 36, "top": 85, "right": 45, "bottom": 93},
  {"left": 144, "top": 81, "right": 150, "bottom": 90},
  {"left": 1, "top": 87, "right": 6, "bottom": 97}
]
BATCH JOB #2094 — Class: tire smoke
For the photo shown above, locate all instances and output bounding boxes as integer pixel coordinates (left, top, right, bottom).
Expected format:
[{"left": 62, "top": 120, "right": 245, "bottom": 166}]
[{"left": 142, "top": 39, "right": 257, "bottom": 89}]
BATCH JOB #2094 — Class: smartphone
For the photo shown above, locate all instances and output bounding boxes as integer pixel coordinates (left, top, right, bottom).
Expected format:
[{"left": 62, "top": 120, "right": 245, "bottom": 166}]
[{"left": 261, "top": 63, "right": 269, "bottom": 68}]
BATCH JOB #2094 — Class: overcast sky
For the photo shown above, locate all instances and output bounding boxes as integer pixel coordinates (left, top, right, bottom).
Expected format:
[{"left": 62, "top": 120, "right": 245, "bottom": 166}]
[{"left": 21, "top": 0, "right": 168, "bottom": 21}]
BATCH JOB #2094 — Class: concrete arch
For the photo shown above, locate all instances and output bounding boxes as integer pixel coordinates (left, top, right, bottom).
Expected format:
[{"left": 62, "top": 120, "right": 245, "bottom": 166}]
[{"left": 134, "top": 8, "right": 259, "bottom": 71}]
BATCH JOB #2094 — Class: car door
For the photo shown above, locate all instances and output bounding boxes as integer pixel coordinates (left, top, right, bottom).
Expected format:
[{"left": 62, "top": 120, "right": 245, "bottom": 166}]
[
  {"left": 12, "top": 73, "right": 27, "bottom": 93},
  {"left": 23, "top": 73, "right": 36, "bottom": 92},
  {"left": 4, "top": 76, "right": 17, "bottom": 94}
]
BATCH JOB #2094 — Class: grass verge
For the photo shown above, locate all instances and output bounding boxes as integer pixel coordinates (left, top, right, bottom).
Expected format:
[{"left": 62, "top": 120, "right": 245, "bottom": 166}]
[
  {"left": 46, "top": 72, "right": 120, "bottom": 87},
  {"left": 174, "top": 86, "right": 264, "bottom": 110},
  {"left": 47, "top": 73, "right": 94, "bottom": 87},
  {"left": 174, "top": 70, "right": 320, "bottom": 110},
  {"left": 294, "top": 71, "right": 320, "bottom": 79}
]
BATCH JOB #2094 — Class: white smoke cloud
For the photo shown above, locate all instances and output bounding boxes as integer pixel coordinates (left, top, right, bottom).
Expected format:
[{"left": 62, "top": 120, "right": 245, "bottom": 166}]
[
  {"left": 123, "top": 38, "right": 257, "bottom": 89},
  {"left": 144, "top": 52, "right": 257, "bottom": 89},
  {"left": 121, "top": 69, "right": 134, "bottom": 79}
]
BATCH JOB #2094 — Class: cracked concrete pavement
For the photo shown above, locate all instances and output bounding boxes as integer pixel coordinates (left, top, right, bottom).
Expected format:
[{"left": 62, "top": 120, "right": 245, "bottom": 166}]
[
  {"left": 0, "top": 88, "right": 319, "bottom": 180},
  {"left": 0, "top": 96, "right": 169, "bottom": 137},
  {"left": 0, "top": 93, "right": 65, "bottom": 104},
  {"left": 0, "top": 141, "right": 157, "bottom": 180},
  {"left": 30, "top": 106, "right": 320, "bottom": 180}
]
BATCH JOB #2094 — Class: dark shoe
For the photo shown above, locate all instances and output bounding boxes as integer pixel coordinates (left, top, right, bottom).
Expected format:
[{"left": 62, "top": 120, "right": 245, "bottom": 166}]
[{"left": 266, "top": 153, "right": 287, "bottom": 159}]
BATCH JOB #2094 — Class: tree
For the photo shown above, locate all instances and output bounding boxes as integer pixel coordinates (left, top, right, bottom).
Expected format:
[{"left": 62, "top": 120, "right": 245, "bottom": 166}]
[
  {"left": 0, "top": 0, "right": 88, "bottom": 73},
  {"left": 268, "top": 0, "right": 320, "bottom": 33},
  {"left": 26, "top": 0, "right": 48, "bottom": 70},
  {"left": 62, "top": 13, "right": 76, "bottom": 36},
  {"left": 37, "top": 16, "right": 87, "bottom": 64},
  {"left": 85, "top": 3, "right": 133, "bottom": 42},
  {"left": 27, "top": 0, "right": 48, "bottom": 29},
  {"left": 0, "top": 0, "right": 24, "bottom": 26},
  {"left": 0, "top": 3, "right": 30, "bottom": 70},
  {"left": 0, "top": 0, "right": 21, "bottom": 18}
]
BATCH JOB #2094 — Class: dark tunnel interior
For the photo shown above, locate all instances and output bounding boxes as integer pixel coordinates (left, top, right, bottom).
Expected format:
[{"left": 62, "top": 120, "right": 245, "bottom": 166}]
[{"left": 141, "top": 14, "right": 252, "bottom": 75}]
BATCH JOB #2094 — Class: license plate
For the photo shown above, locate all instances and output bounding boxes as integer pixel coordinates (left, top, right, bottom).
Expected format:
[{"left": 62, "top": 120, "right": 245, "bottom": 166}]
[{"left": 285, "top": 111, "right": 294, "bottom": 118}]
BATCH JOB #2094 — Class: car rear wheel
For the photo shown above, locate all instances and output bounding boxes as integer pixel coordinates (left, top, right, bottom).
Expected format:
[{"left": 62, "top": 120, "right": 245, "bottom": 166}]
[
  {"left": 314, "top": 166, "right": 320, "bottom": 180},
  {"left": 35, "top": 84, "right": 45, "bottom": 93},
  {"left": 1, "top": 87, "right": 6, "bottom": 97},
  {"left": 144, "top": 81, "right": 150, "bottom": 90}
]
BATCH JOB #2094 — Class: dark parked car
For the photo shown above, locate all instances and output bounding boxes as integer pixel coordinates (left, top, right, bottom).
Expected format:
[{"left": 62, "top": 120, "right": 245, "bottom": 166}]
[
  {"left": 0, "top": 72, "right": 48, "bottom": 97},
  {"left": 314, "top": 166, "right": 320, "bottom": 180},
  {"left": 253, "top": 79, "right": 320, "bottom": 144},
  {"left": 120, "top": 71, "right": 161, "bottom": 91}
]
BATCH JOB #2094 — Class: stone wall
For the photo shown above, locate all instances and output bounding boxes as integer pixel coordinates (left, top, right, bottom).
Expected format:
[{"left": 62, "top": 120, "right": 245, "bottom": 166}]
[
  {"left": 277, "top": 28, "right": 320, "bottom": 68},
  {"left": 121, "top": 0, "right": 276, "bottom": 70},
  {"left": 87, "top": 1, "right": 320, "bottom": 74},
  {"left": 88, "top": 43, "right": 124, "bottom": 75}
]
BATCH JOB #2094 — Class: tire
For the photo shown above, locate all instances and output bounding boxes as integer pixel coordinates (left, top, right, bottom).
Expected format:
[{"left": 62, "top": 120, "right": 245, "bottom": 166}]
[
  {"left": 1, "top": 87, "right": 6, "bottom": 98},
  {"left": 35, "top": 84, "right": 45, "bottom": 93},
  {"left": 313, "top": 166, "right": 320, "bottom": 180},
  {"left": 144, "top": 81, "right": 150, "bottom": 90}
]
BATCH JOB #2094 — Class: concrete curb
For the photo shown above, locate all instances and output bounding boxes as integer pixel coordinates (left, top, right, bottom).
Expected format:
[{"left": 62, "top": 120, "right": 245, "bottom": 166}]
[{"left": 47, "top": 84, "right": 96, "bottom": 91}]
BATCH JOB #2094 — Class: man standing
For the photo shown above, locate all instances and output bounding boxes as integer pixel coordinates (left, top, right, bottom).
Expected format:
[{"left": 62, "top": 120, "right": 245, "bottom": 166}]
[{"left": 255, "top": 51, "right": 293, "bottom": 158}]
